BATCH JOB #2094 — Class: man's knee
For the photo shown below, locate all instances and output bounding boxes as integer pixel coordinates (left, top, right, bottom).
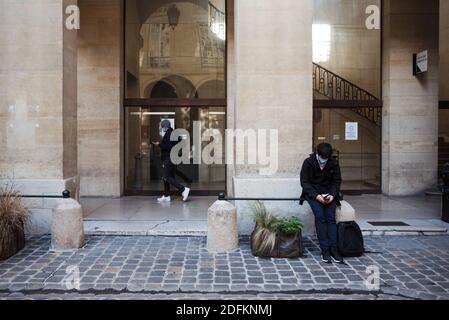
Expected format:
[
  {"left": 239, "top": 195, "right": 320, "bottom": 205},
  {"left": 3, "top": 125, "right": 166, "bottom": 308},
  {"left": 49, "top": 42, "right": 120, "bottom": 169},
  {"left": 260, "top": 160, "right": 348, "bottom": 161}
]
[
  {"left": 326, "top": 206, "right": 337, "bottom": 224},
  {"left": 315, "top": 216, "right": 327, "bottom": 224},
  {"left": 311, "top": 209, "right": 326, "bottom": 223}
]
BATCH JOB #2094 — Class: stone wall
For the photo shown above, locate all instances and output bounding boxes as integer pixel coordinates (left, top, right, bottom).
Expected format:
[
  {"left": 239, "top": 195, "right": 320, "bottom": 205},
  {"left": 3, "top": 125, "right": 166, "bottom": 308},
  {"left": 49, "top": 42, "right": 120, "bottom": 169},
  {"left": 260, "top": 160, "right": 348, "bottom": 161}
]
[
  {"left": 0, "top": 0, "right": 79, "bottom": 234},
  {"left": 440, "top": 0, "right": 449, "bottom": 101},
  {"left": 0, "top": 0, "right": 77, "bottom": 182},
  {"left": 231, "top": 0, "right": 314, "bottom": 234},
  {"left": 77, "top": 0, "right": 122, "bottom": 196},
  {"left": 382, "top": 0, "right": 439, "bottom": 195},
  {"left": 440, "top": 2, "right": 449, "bottom": 142}
]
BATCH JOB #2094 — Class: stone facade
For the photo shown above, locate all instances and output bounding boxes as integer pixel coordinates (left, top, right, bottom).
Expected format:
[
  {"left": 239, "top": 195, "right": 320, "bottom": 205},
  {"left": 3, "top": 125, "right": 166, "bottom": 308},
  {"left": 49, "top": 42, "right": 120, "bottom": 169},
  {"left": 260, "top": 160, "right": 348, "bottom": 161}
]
[
  {"left": 440, "top": 1, "right": 449, "bottom": 102},
  {"left": 77, "top": 0, "right": 122, "bottom": 197},
  {"left": 382, "top": 0, "right": 439, "bottom": 196},
  {"left": 0, "top": 0, "right": 78, "bottom": 183},
  {"left": 0, "top": 0, "right": 447, "bottom": 234},
  {"left": 228, "top": 0, "right": 314, "bottom": 233}
]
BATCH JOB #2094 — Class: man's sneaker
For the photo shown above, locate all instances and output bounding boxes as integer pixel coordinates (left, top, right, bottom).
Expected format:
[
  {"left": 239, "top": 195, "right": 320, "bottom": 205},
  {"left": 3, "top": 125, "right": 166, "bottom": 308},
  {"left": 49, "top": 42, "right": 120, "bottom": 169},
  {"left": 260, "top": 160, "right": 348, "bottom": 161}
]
[
  {"left": 330, "top": 247, "right": 344, "bottom": 264},
  {"left": 157, "top": 195, "right": 171, "bottom": 203},
  {"left": 182, "top": 187, "right": 190, "bottom": 202},
  {"left": 321, "top": 251, "right": 332, "bottom": 264}
]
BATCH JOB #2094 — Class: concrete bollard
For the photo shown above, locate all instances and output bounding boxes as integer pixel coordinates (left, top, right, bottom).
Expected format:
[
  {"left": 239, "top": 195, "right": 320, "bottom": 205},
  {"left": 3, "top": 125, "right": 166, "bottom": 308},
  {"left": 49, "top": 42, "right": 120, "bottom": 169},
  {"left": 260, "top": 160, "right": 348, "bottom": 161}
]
[
  {"left": 51, "top": 198, "right": 85, "bottom": 251},
  {"left": 207, "top": 200, "right": 239, "bottom": 253},
  {"left": 336, "top": 200, "right": 356, "bottom": 223}
]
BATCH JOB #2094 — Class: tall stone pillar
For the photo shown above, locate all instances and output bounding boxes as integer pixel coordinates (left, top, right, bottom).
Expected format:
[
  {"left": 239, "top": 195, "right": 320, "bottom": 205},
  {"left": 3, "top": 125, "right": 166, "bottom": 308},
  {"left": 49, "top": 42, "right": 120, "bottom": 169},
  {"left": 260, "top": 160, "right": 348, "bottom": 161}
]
[
  {"left": 77, "top": 0, "right": 122, "bottom": 197},
  {"left": 440, "top": 1, "right": 449, "bottom": 101},
  {"left": 0, "top": 0, "right": 78, "bottom": 232},
  {"left": 382, "top": 0, "right": 439, "bottom": 196},
  {"left": 230, "top": 0, "right": 314, "bottom": 234}
]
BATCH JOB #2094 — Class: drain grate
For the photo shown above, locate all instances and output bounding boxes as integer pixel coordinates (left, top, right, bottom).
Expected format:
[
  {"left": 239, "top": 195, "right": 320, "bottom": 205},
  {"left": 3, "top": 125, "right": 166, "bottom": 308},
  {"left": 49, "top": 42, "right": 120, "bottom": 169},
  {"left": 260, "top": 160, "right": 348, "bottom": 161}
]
[{"left": 368, "top": 221, "right": 410, "bottom": 227}]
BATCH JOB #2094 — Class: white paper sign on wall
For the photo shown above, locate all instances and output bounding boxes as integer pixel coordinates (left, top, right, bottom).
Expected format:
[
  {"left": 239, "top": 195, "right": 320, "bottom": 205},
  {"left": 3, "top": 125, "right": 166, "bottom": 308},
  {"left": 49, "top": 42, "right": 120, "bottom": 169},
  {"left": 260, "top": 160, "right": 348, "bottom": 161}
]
[
  {"left": 413, "top": 50, "right": 428, "bottom": 75},
  {"left": 345, "top": 122, "right": 358, "bottom": 141}
]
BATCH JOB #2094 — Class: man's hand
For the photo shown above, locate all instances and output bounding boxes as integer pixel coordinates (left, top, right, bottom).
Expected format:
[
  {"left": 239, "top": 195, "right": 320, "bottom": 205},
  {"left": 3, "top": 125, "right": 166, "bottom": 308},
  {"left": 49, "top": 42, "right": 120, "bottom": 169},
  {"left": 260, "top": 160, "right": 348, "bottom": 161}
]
[
  {"left": 316, "top": 195, "right": 326, "bottom": 204},
  {"left": 325, "top": 195, "right": 334, "bottom": 204}
]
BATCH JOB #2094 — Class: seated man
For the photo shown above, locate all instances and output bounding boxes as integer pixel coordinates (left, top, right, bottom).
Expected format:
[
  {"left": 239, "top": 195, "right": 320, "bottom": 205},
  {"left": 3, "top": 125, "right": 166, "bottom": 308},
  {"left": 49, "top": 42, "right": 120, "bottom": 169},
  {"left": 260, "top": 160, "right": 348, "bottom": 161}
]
[{"left": 300, "top": 143, "right": 343, "bottom": 264}]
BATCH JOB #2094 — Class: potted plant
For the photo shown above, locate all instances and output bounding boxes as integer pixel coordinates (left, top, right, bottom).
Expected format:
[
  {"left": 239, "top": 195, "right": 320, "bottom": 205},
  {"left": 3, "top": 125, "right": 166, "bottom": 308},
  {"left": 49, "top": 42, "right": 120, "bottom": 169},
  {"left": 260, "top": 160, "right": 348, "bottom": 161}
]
[
  {"left": 0, "top": 182, "right": 30, "bottom": 260},
  {"left": 250, "top": 201, "right": 304, "bottom": 258},
  {"left": 251, "top": 201, "right": 279, "bottom": 257},
  {"left": 276, "top": 216, "right": 304, "bottom": 258}
]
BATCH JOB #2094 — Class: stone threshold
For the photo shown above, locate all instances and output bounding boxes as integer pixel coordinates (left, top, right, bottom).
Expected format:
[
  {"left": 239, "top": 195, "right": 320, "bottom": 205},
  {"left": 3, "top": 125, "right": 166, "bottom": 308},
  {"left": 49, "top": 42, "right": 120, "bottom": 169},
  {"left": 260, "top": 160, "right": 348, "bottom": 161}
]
[
  {"left": 84, "top": 219, "right": 449, "bottom": 237},
  {"left": 84, "top": 220, "right": 208, "bottom": 236},
  {"left": 359, "top": 219, "right": 448, "bottom": 236}
]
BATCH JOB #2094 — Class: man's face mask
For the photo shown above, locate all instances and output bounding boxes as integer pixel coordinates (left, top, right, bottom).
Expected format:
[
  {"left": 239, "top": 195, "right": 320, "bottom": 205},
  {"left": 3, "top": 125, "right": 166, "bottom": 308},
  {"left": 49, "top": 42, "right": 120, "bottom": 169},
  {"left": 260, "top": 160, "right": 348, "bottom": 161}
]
[
  {"left": 160, "top": 126, "right": 168, "bottom": 137},
  {"left": 318, "top": 155, "right": 328, "bottom": 165}
]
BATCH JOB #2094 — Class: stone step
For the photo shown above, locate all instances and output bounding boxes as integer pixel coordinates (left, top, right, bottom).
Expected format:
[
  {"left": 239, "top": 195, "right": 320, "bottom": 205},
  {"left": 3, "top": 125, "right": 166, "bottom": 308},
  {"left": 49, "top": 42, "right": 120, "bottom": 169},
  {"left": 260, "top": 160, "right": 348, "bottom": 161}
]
[
  {"left": 358, "top": 219, "right": 448, "bottom": 236},
  {"left": 424, "top": 189, "right": 442, "bottom": 197},
  {"left": 84, "top": 220, "right": 208, "bottom": 236}
]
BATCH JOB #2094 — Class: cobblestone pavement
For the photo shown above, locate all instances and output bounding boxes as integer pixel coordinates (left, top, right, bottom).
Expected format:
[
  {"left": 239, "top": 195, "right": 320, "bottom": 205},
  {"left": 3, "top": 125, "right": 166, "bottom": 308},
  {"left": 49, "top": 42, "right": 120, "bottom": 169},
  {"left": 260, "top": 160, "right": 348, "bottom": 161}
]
[{"left": 1, "top": 235, "right": 449, "bottom": 300}]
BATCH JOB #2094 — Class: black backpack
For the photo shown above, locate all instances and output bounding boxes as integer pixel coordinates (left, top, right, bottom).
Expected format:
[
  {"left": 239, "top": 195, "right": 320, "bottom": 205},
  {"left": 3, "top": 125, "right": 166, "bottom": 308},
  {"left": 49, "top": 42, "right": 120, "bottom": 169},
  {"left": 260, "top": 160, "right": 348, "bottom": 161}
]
[{"left": 337, "top": 221, "right": 364, "bottom": 257}]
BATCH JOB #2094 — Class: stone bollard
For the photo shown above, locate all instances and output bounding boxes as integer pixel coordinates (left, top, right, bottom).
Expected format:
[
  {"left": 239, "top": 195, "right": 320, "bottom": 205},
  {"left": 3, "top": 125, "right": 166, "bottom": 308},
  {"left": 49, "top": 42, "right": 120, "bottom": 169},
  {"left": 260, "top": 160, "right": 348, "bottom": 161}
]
[
  {"left": 51, "top": 198, "right": 85, "bottom": 251},
  {"left": 207, "top": 200, "right": 239, "bottom": 254},
  {"left": 336, "top": 200, "right": 356, "bottom": 223}
]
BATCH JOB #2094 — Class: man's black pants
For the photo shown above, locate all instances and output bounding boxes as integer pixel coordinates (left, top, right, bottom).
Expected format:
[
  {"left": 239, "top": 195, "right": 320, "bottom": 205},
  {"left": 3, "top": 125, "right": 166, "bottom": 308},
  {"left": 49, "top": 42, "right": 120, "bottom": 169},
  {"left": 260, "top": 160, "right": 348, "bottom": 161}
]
[{"left": 162, "top": 158, "right": 185, "bottom": 197}]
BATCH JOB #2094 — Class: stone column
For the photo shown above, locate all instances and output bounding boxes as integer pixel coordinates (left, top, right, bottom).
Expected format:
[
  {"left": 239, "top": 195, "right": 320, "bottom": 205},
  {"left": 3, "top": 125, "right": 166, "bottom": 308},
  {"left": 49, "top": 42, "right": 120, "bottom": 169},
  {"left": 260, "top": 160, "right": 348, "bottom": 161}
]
[
  {"left": 440, "top": 1, "right": 449, "bottom": 101},
  {"left": 77, "top": 0, "right": 122, "bottom": 197},
  {"left": 382, "top": 0, "right": 439, "bottom": 195},
  {"left": 230, "top": 0, "right": 314, "bottom": 234},
  {"left": 0, "top": 0, "right": 79, "bottom": 233}
]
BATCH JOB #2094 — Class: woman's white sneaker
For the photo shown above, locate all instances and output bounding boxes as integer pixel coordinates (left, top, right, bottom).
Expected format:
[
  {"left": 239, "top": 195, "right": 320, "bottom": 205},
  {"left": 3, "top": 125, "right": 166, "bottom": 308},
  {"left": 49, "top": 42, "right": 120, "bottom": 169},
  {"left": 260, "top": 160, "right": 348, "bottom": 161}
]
[
  {"left": 157, "top": 196, "right": 171, "bottom": 203},
  {"left": 182, "top": 188, "right": 190, "bottom": 202}
]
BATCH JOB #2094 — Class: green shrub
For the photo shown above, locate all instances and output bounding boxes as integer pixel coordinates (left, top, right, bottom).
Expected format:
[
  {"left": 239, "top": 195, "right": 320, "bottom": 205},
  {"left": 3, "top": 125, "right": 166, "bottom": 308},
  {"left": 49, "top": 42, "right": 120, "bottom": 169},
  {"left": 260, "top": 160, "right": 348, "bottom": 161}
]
[
  {"left": 251, "top": 202, "right": 304, "bottom": 255},
  {"left": 277, "top": 216, "right": 304, "bottom": 236}
]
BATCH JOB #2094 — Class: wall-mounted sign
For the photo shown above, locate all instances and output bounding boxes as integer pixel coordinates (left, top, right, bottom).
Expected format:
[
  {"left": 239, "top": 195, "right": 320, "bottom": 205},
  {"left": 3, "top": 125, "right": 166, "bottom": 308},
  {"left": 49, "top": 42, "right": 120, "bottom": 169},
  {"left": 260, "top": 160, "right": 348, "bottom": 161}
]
[
  {"left": 345, "top": 122, "right": 358, "bottom": 141},
  {"left": 413, "top": 50, "right": 428, "bottom": 75}
]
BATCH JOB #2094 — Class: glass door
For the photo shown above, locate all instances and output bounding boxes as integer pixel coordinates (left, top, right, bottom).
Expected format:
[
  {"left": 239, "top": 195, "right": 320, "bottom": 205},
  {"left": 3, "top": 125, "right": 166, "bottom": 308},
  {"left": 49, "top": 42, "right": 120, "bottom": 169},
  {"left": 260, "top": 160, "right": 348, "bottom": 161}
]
[
  {"left": 125, "top": 106, "right": 226, "bottom": 195},
  {"left": 313, "top": 107, "right": 381, "bottom": 193}
]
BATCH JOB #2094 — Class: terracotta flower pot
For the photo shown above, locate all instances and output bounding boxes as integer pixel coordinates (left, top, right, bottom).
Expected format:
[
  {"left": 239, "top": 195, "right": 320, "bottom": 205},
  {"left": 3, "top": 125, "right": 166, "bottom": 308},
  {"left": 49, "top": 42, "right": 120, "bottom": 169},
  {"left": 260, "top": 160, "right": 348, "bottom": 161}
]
[{"left": 0, "top": 225, "right": 25, "bottom": 261}]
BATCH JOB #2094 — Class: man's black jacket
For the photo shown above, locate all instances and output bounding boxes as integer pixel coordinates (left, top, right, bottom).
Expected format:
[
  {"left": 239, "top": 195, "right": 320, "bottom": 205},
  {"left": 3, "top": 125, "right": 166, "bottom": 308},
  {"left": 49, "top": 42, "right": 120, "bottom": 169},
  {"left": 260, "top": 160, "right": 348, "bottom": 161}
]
[
  {"left": 300, "top": 153, "right": 342, "bottom": 202},
  {"left": 160, "top": 128, "right": 178, "bottom": 160}
]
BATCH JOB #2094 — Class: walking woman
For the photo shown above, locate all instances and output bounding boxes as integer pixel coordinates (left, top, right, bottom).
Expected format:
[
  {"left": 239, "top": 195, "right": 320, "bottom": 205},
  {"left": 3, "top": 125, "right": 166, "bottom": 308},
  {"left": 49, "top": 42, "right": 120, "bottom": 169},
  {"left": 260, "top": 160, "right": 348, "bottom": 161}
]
[{"left": 151, "top": 119, "right": 190, "bottom": 202}]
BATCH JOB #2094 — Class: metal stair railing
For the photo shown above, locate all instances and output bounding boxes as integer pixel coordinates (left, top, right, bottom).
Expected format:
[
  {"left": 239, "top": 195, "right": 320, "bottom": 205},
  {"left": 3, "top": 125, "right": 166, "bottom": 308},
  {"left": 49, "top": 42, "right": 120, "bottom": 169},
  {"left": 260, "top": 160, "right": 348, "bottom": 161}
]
[{"left": 313, "top": 63, "right": 382, "bottom": 127}]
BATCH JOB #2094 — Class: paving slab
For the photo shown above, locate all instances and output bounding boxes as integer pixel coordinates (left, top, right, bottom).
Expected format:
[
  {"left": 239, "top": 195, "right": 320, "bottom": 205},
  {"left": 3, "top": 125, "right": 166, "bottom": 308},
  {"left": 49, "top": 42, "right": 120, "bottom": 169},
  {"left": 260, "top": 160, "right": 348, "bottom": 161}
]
[{"left": 0, "top": 235, "right": 448, "bottom": 300}]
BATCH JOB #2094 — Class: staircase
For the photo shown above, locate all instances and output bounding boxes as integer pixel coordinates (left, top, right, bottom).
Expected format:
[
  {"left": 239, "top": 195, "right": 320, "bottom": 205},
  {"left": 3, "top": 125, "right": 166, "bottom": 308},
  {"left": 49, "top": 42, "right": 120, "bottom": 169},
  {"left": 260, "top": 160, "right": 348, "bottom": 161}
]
[
  {"left": 439, "top": 137, "right": 449, "bottom": 178},
  {"left": 313, "top": 63, "right": 382, "bottom": 127}
]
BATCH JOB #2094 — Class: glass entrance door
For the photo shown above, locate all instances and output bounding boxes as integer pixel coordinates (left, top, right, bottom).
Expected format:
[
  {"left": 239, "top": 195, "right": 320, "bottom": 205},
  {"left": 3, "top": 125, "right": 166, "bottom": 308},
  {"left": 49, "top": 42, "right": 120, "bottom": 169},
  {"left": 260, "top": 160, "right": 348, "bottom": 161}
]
[
  {"left": 125, "top": 106, "right": 226, "bottom": 195},
  {"left": 313, "top": 107, "right": 381, "bottom": 193}
]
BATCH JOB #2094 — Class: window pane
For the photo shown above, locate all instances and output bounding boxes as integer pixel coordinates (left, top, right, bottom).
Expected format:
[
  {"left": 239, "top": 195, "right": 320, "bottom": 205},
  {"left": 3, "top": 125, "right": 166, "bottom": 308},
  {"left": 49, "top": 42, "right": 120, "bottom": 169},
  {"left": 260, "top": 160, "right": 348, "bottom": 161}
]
[
  {"left": 313, "top": 107, "right": 381, "bottom": 192},
  {"left": 125, "top": 106, "right": 226, "bottom": 193},
  {"left": 313, "top": 0, "right": 381, "bottom": 99},
  {"left": 125, "top": 0, "right": 226, "bottom": 99}
]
